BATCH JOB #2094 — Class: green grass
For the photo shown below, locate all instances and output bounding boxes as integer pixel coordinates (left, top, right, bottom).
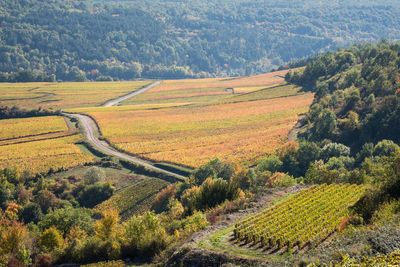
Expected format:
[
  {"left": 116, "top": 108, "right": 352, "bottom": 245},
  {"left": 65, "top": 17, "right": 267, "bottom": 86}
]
[
  {"left": 47, "top": 165, "right": 145, "bottom": 191},
  {"left": 75, "top": 143, "right": 101, "bottom": 160}
]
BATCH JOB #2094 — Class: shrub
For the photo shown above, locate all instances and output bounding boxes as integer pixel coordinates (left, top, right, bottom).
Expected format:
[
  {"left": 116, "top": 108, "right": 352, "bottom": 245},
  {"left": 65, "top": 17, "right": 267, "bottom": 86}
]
[
  {"left": 21, "top": 203, "right": 43, "bottom": 224},
  {"left": 230, "top": 169, "right": 252, "bottom": 190},
  {"left": 78, "top": 182, "right": 114, "bottom": 208},
  {"left": 39, "top": 227, "right": 63, "bottom": 252},
  {"left": 325, "top": 156, "right": 355, "bottom": 170},
  {"left": 192, "top": 158, "right": 235, "bottom": 185},
  {"left": 373, "top": 140, "right": 400, "bottom": 157},
  {"left": 151, "top": 184, "right": 176, "bottom": 213},
  {"left": 123, "top": 211, "right": 169, "bottom": 257},
  {"left": 257, "top": 155, "right": 282, "bottom": 173},
  {"left": 34, "top": 190, "right": 62, "bottom": 213},
  {"left": 83, "top": 167, "right": 105, "bottom": 185},
  {"left": 266, "top": 172, "right": 297, "bottom": 188},
  {"left": 38, "top": 207, "right": 94, "bottom": 236},
  {"left": 320, "top": 142, "right": 351, "bottom": 161},
  {"left": 181, "top": 178, "right": 241, "bottom": 214}
]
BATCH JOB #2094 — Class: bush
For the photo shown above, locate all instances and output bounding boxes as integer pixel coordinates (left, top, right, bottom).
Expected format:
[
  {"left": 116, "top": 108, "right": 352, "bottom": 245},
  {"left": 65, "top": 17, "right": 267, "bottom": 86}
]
[
  {"left": 83, "top": 167, "right": 105, "bottom": 185},
  {"left": 266, "top": 172, "right": 297, "bottom": 188},
  {"left": 230, "top": 169, "right": 252, "bottom": 190},
  {"left": 257, "top": 155, "right": 282, "bottom": 173},
  {"left": 21, "top": 203, "right": 43, "bottom": 224},
  {"left": 181, "top": 178, "right": 241, "bottom": 214},
  {"left": 192, "top": 158, "right": 235, "bottom": 185},
  {"left": 78, "top": 182, "right": 114, "bottom": 208},
  {"left": 373, "top": 140, "right": 400, "bottom": 157},
  {"left": 123, "top": 211, "right": 169, "bottom": 257},
  {"left": 39, "top": 227, "right": 63, "bottom": 252},
  {"left": 151, "top": 185, "right": 176, "bottom": 213},
  {"left": 325, "top": 156, "right": 355, "bottom": 170},
  {"left": 320, "top": 142, "right": 351, "bottom": 161},
  {"left": 38, "top": 207, "right": 94, "bottom": 236}
]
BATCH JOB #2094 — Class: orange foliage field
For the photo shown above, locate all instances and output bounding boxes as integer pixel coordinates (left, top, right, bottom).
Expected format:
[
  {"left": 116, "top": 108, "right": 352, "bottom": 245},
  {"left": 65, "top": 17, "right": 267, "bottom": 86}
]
[
  {"left": 0, "top": 116, "right": 94, "bottom": 174},
  {"left": 121, "top": 70, "right": 289, "bottom": 105},
  {"left": 0, "top": 81, "right": 151, "bottom": 109},
  {"left": 86, "top": 93, "right": 314, "bottom": 167}
]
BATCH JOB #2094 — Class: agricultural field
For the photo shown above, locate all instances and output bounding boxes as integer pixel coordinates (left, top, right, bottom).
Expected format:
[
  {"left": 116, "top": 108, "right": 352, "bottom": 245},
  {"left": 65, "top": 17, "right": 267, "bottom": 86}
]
[
  {"left": 79, "top": 93, "right": 313, "bottom": 167},
  {"left": 234, "top": 184, "right": 367, "bottom": 250},
  {"left": 0, "top": 81, "right": 151, "bottom": 109},
  {"left": 0, "top": 116, "right": 68, "bottom": 140},
  {"left": 94, "top": 178, "right": 169, "bottom": 220},
  {"left": 120, "top": 70, "right": 289, "bottom": 105},
  {"left": 0, "top": 116, "right": 94, "bottom": 174}
]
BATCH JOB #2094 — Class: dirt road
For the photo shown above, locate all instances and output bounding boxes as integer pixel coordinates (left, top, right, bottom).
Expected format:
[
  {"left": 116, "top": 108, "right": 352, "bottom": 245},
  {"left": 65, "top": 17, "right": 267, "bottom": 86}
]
[
  {"left": 62, "top": 80, "right": 187, "bottom": 179},
  {"left": 64, "top": 112, "right": 186, "bottom": 179},
  {"left": 102, "top": 81, "right": 161, "bottom": 107}
]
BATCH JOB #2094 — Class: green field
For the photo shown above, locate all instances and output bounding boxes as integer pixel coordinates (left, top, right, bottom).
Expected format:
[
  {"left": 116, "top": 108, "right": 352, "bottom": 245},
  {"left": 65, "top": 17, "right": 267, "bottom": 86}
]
[{"left": 234, "top": 184, "right": 367, "bottom": 250}]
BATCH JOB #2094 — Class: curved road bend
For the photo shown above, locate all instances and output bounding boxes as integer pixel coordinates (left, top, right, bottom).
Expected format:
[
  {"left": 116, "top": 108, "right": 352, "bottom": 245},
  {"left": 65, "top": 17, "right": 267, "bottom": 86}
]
[
  {"left": 64, "top": 112, "right": 186, "bottom": 180},
  {"left": 102, "top": 81, "right": 161, "bottom": 107}
]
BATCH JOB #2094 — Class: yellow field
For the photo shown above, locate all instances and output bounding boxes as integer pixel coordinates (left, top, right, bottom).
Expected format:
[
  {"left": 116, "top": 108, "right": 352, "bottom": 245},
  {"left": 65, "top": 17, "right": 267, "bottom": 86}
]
[
  {"left": 0, "top": 130, "right": 78, "bottom": 146},
  {"left": 1, "top": 69, "right": 311, "bottom": 172},
  {"left": 85, "top": 93, "right": 314, "bottom": 167},
  {"left": 0, "top": 116, "right": 68, "bottom": 140},
  {"left": 0, "top": 81, "right": 152, "bottom": 109},
  {"left": 0, "top": 134, "right": 94, "bottom": 174},
  {"left": 216, "top": 84, "right": 303, "bottom": 104},
  {"left": 65, "top": 102, "right": 192, "bottom": 114},
  {"left": 0, "top": 116, "right": 94, "bottom": 174},
  {"left": 120, "top": 70, "right": 289, "bottom": 105}
]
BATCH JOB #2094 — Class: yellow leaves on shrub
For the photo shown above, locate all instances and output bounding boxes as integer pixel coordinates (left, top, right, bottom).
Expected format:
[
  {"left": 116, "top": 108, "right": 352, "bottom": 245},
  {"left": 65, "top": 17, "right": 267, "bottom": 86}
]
[
  {"left": 277, "top": 140, "right": 298, "bottom": 160},
  {"left": 95, "top": 209, "right": 122, "bottom": 242},
  {"left": 39, "top": 227, "right": 63, "bottom": 252},
  {"left": 5, "top": 202, "right": 20, "bottom": 221},
  {"left": 0, "top": 221, "right": 30, "bottom": 255}
]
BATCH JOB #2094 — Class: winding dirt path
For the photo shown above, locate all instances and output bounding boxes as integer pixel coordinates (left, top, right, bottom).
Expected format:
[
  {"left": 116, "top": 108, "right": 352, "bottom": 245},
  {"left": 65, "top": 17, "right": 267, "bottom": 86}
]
[{"left": 62, "top": 80, "right": 187, "bottom": 180}]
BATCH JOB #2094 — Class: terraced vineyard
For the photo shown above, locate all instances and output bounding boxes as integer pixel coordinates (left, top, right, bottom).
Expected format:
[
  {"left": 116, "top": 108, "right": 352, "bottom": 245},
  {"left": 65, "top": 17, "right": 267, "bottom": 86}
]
[
  {"left": 234, "top": 184, "right": 367, "bottom": 250},
  {"left": 94, "top": 178, "right": 169, "bottom": 220}
]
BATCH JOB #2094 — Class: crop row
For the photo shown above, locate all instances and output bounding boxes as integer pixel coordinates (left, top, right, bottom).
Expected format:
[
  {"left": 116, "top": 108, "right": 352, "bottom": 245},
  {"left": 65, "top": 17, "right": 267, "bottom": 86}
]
[
  {"left": 234, "top": 184, "right": 367, "bottom": 250},
  {"left": 94, "top": 178, "right": 169, "bottom": 220}
]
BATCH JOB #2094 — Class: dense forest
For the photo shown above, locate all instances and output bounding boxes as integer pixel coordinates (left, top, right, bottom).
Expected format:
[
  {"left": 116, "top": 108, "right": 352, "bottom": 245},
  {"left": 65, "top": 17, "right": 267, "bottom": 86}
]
[{"left": 1, "top": 0, "right": 400, "bottom": 81}]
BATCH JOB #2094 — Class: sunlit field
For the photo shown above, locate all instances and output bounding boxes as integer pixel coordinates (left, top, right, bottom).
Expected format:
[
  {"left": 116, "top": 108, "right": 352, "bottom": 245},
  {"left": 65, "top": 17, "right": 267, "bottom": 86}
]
[
  {"left": 0, "top": 81, "right": 152, "bottom": 109},
  {"left": 120, "top": 70, "right": 289, "bottom": 105},
  {"left": 83, "top": 93, "right": 314, "bottom": 167},
  {"left": 0, "top": 116, "right": 94, "bottom": 174}
]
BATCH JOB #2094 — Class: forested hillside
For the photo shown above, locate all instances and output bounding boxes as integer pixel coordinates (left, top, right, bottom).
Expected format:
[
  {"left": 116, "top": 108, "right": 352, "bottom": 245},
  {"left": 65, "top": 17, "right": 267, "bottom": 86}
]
[{"left": 1, "top": 0, "right": 400, "bottom": 81}]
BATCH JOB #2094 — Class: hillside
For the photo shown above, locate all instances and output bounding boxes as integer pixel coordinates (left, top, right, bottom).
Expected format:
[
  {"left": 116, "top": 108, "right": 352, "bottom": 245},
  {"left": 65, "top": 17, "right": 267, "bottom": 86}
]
[
  {"left": 167, "top": 40, "right": 400, "bottom": 266},
  {"left": 1, "top": 0, "right": 400, "bottom": 81},
  {"left": 1, "top": 41, "right": 400, "bottom": 266}
]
